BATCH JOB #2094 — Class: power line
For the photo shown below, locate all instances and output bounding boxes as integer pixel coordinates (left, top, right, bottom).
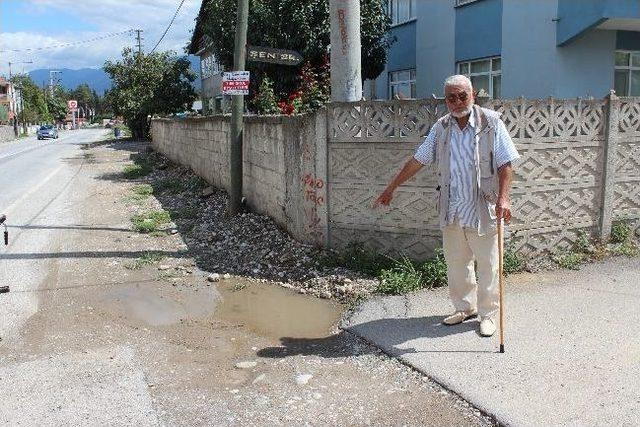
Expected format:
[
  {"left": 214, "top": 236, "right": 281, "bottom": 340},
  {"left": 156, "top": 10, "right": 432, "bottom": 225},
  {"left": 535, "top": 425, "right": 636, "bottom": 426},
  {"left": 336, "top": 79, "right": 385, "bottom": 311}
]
[
  {"left": 150, "top": 0, "right": 187, "bottom": 54},
  {"left": 0, "top": 30, "right": 135, "bottom": 53}
]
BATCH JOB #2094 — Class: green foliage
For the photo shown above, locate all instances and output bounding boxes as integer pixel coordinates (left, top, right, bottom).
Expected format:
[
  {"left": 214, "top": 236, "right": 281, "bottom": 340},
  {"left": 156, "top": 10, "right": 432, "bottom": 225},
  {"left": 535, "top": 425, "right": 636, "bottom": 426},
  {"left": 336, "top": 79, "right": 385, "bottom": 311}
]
[
  {"left": 503, "top": 248, "right": 525, "bottom": 275},
  {"left": 377, "top": 256, "right": 424, "bottom": 295},
  {"left": 11, "top": 74, "right": 51, "bottom": 123},
  {"left": 320, "top": 242, "right": 395, "bottom": 276},
  {"left": 254, "top": 77, "right": 279, "bottom": 115},
  {"left": 155, "top": 178, "right": 185, "bottom": 193},
  {"left": 123, "top": 164, "right": 151, "bottom": 179},
  {"left": 131, "top": 210, "right": 172, "bottom": 233},
  {"left": 128, "top": 184, "right": 154, "bottom": 202},
  {"left": 610, "top": 220, "right": 632, "bottom": 244},
  {"left": 200, "top": 0, "right": 392, "bottom": 101},
  {"left": 125, "top": 251, "right": 166, "bottom": 269},
  {"left": 104, "top": 48, "right": 196, "bottom": 139},
  {"left": 46, "top": 96, "right": 67, "bottom": 122},
  {"left": 418, "top": 249, "right": 448, "bottom": 287},
  {"left": 573, "top": 230, "right": 593, "bottom": 253},
  {"left": 610, "top": 241, "right": 639, "bottom": 257},
  {"left": 552, "top": 251, "right": 585, "bottom": 270}
]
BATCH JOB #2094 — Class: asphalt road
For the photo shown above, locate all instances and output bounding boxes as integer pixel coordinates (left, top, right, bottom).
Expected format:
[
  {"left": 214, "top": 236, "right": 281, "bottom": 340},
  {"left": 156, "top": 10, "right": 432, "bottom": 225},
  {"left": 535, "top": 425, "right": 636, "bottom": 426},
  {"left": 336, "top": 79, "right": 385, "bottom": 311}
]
[{"left": 0, "top": 129, "right": 109, "bottom": 338}]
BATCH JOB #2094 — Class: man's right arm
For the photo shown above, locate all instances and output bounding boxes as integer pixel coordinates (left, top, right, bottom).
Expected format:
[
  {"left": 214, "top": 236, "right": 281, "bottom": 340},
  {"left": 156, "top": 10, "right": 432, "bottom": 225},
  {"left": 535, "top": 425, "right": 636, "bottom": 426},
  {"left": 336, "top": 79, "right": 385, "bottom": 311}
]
[{"left": 373, "top": 125, "right": 438, "bottom": 208}]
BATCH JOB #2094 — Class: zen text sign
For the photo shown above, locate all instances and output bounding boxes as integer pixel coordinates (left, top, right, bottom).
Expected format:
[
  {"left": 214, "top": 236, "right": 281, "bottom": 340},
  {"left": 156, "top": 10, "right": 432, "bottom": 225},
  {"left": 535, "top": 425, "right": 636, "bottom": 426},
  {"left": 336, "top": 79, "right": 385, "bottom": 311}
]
[
  {"left": 222, "top": 71, "right": 250, "bottom": 96},
  {"left": 247, "top": 46, "right": 303, "bottom": 66}
]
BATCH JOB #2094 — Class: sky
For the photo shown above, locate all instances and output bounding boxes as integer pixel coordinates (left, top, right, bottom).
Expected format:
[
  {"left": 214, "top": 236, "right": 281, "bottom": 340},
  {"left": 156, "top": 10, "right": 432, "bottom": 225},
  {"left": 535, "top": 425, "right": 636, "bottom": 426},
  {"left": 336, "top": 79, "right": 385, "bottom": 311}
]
[{"left": 0, "top": 0, "right": 202, "bottom": 76}]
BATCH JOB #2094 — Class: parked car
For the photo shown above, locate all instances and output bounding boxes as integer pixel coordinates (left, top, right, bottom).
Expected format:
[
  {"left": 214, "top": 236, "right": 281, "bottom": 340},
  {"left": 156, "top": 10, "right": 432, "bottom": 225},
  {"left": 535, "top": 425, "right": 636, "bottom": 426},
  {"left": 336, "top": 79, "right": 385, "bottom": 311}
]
[{"left": 37, "top": 125, "right": 59, "bottom": 140}]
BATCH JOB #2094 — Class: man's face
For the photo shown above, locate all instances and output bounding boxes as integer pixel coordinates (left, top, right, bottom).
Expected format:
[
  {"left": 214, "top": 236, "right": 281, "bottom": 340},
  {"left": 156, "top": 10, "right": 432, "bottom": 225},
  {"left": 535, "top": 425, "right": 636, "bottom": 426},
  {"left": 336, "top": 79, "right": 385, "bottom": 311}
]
[{"left": 445, "top": 84, "right": 474, "bottom": 118}]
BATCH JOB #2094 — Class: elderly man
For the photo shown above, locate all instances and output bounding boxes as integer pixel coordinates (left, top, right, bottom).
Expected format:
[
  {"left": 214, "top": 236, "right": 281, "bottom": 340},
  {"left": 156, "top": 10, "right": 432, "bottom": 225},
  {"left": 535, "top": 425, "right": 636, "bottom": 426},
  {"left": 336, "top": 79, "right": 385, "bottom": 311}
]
[{"left": 374, "top": 75, "right": 519, "bottom": 337}]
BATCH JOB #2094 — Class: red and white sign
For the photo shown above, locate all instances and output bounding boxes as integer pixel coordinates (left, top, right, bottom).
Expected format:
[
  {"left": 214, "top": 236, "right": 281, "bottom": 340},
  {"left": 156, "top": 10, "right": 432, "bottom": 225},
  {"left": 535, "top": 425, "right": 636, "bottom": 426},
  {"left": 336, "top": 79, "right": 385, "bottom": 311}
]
[
  {"left": 67, "top": 100, "right": 78, "bottom": 111},
  {"left": 222, "top": 71, "right": 250, "bottom": 95}
]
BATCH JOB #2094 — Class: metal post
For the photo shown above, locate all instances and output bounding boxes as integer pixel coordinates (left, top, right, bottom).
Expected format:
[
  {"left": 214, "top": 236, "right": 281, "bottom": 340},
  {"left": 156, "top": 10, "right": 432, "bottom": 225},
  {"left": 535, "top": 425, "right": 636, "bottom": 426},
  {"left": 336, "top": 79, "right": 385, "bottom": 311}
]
[
  {"left": 228, "top": 0, "right": 249, "bottom": 216},
  {"left": 329, "top": 0, "right": 362, "bottom": 102}
]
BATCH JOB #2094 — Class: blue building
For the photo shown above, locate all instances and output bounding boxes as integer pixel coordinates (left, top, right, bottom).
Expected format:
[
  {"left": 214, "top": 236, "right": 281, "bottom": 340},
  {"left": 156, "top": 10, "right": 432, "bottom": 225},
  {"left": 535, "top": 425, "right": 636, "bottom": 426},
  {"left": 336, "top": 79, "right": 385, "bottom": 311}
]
[{"left": 367, "top": 0, "right": 640, "bottom": 100}]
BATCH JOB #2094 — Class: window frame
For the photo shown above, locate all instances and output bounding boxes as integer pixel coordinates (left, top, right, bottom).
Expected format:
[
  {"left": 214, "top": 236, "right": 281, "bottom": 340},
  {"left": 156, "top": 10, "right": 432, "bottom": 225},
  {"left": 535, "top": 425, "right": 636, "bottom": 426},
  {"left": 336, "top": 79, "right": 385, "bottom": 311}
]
[
  {"left": 388, "top": 0, "right": 417, "bottom": 26},
  {"left": 457, "top": 56, "right": 502, "bottom": 98},
  {"left": 388, "top": 69, "right": 416, "bottom": 100},
  {"left": 614, "top": 49, "right": 640, "bottom": 96},
  {"left": 454, "top": 0, "right": 482, "bottom": 7}
]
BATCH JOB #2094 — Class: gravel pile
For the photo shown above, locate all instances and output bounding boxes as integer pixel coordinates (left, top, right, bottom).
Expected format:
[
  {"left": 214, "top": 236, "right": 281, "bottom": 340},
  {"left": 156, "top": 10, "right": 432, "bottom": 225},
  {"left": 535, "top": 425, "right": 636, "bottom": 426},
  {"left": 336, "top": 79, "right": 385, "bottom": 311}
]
[{"left": 141, "top": 151, "right": 378, "bottom": 302}]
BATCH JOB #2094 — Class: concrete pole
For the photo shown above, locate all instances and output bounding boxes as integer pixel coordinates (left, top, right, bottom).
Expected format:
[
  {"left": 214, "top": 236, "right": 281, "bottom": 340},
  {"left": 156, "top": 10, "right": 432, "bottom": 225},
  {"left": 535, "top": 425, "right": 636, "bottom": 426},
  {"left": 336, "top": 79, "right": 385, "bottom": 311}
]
[
  {"left": 228, "top": 0, "right": 249, "bottom": 216},
  {"left": 329, "top": 0, "right": 362, "bottom": 102}
]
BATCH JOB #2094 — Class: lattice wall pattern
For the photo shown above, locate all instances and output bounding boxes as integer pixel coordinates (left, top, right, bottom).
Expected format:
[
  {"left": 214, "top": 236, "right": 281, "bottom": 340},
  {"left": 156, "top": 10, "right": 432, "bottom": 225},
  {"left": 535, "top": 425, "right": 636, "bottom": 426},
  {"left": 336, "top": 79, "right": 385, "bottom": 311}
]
[{"left": 326, "top": 98, "right": 636, "bottom": 258}]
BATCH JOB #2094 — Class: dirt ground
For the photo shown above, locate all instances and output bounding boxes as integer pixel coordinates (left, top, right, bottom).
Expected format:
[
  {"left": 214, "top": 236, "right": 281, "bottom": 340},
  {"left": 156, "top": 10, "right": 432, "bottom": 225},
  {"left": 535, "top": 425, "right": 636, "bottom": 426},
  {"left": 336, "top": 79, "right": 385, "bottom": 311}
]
[{"left": 0, "top": 139, "right": 494, "bottom": 426}]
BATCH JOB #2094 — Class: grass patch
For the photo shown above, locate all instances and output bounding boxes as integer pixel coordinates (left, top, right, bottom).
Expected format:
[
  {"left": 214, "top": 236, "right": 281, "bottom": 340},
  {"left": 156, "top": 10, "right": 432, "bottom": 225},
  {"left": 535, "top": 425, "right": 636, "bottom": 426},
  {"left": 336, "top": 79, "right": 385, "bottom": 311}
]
[
  {"left": 552, "top": 251, "right": 586, "bottom": 270},
  {"left": 126, "top": 184, "right": 154, "bottom": 202},
  {"left": 125, "top": 251, "right": 166, "bottom": 270},
  {"left": 158, "top": 270, "right": 180, "bottom": 281},
  {"left": 376, "top": 250, "right": 448, "bottom": 295},
  {"left": 131, "top": 210, "right": 171, "bottom": 233},
  {"left": 123, "top": 164, "right": 151, "bottom": 179},
  {"left": 610, "top": 240, "right": 639, "bottom": 257}
]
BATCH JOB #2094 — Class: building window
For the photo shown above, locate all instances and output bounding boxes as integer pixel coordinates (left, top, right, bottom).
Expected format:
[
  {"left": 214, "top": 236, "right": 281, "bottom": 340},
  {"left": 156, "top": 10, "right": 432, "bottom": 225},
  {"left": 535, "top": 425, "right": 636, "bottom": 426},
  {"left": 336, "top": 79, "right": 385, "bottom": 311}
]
[
  {"left": 388, "top": 0, "right": 416, "bottom": 25},
  {"left": 455, "top": 0, "right": 482, "bottom": 6},
  {"left": 457, "top": 56, "right": 501, "bottom": 98},
  {"left": 614, "top": 50, "right": 640, "bottom": 96},
  {"left": 389, "top": 69, "right": 416, "bottom": 99}
]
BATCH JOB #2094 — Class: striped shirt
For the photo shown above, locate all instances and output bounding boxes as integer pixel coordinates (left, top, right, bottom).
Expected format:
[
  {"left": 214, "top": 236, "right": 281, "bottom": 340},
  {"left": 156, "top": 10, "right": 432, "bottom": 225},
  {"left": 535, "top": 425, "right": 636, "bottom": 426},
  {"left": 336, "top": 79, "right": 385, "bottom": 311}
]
[{"left": 414, "top": 108, "right": 520, "bottom": 228}]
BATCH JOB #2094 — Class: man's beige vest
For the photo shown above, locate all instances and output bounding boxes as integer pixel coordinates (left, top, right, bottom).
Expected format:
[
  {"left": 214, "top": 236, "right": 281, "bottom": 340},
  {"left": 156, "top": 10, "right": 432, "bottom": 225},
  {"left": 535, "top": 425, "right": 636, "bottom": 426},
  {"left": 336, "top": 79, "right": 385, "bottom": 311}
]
[{"left": 433, "top": 104, "right": 501, "bottom": 235}]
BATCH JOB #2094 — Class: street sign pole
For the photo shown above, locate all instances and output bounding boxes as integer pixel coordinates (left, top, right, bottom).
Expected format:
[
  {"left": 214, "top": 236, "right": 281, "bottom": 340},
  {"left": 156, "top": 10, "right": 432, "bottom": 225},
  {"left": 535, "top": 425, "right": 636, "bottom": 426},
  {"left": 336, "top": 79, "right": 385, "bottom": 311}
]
[{"left": 228, "top": 0, "right": 249, "bottom": 216}]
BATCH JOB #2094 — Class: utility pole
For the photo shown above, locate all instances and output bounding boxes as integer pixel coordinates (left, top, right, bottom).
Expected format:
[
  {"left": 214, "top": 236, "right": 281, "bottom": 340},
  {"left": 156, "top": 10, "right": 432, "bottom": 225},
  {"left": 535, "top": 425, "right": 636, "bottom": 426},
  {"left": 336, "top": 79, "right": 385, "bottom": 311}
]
[
  {"left": 49, "top": 70, "right": 62, "bottom": 97},
  {"left": 227, "top": 0, "right": 249, "bottom": 216},
  {"left": 135, "top": 29, "right": 144, "bottom": 57},
  {"left": 329, "top": 0, "right": 362, "bottom": 102}
]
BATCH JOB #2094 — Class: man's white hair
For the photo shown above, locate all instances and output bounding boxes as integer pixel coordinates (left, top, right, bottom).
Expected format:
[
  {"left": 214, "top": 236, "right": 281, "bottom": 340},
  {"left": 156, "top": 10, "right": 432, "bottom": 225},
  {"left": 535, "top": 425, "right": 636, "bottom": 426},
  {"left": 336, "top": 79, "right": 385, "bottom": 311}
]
[{"left": 444, "top": 75, "right": 472, "bottom": 91}]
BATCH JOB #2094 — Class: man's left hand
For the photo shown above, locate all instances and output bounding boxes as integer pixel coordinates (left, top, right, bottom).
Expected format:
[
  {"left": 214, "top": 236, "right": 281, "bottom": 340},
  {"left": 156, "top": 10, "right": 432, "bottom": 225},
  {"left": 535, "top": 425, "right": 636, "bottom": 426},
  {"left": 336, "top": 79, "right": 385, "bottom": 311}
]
[{"left": 496, "top": 196, "right": 512, "bottom": 224}]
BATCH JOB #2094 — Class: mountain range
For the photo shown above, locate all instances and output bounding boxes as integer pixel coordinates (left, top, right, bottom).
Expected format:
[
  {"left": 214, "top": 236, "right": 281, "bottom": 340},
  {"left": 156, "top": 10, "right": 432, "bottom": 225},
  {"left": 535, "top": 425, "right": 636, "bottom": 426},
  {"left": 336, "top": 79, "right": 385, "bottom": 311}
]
[{"left": 28, "top": 56, "right": 201, "bottom": 95}]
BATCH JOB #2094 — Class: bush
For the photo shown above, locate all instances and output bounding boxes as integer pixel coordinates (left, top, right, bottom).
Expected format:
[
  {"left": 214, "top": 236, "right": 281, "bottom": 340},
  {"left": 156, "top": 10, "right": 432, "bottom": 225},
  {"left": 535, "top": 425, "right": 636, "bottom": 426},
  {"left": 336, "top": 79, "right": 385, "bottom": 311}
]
[
  {"left": 611, "top": 220, "right": 632, "bottom": 244},
  {"left": 254, "top": 77, "right": 279, "bottom": 115},
  {"left": 552, "top": 251, "right": 585, "bottom": 270},
  {"left": 503, "top": 248, "right": 525, "bottom": 275},
  {"left": 377, "top": 256, "right": 424, "bottom": 295},
  {"left": 320, "top": 242, "right": 395, "bottom": 276},
  {"left": 419, "top": 249, "right": 448, "bottom": 287}
]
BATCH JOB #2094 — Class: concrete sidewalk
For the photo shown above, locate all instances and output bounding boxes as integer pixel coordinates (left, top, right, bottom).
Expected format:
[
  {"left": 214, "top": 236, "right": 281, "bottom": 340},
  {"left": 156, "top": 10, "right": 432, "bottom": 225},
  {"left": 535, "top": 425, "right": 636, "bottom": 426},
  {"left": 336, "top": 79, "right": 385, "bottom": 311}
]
[{"left": 343, "top": 256, "right": 640, "bottom": 426}]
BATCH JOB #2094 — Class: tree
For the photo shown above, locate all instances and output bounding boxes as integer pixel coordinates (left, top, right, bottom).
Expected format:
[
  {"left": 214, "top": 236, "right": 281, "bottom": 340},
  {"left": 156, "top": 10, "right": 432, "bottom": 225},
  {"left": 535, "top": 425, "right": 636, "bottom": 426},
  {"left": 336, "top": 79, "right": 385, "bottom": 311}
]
[
  {"left": 0, "top": 104, "right": 8, "bottom": 124},
  {"left": 10, "top": 75, "right": 51, "bottom": 124},
  {"left": 198, "top": 0, "right": 392, "bottom": 103},
  {"left": 104, "top": 48, "right": 197, "bottom": 139}
]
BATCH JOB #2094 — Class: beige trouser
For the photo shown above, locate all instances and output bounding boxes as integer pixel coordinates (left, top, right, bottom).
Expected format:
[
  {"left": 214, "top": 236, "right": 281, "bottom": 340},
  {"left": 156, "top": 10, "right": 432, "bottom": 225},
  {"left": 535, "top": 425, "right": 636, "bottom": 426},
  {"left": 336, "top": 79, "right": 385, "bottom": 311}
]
[{"left": 442, "top": 222, "right": 499, "bottom": 318}]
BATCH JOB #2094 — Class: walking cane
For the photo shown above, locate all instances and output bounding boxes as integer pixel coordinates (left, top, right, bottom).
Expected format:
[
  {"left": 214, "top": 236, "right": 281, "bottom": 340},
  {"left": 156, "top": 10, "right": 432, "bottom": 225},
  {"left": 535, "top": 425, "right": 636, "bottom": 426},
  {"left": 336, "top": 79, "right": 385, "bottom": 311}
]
[
  {"left": 497, "top": 217, "right": 505, "bottom": 353},
  {"left": 0, "top": 214, "right": 8, "bottom": 294}
]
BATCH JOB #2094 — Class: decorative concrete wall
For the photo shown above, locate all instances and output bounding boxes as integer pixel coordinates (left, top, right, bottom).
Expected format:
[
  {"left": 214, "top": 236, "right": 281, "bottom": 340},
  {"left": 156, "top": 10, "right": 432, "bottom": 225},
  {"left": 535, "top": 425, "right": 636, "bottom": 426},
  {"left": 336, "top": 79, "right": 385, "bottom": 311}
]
[{"left": 152, "top": 94, "right": 640, "bottom": 260}]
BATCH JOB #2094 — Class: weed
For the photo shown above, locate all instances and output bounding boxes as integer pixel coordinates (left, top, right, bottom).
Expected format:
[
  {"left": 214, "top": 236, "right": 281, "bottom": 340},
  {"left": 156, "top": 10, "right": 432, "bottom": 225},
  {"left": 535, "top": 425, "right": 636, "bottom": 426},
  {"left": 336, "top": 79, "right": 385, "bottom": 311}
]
[
  {"left": 126, "top": 184, "right": 154, "bottom": 202},
  {"left": 503, "top": 248, "right": 525, "bottom": 275},
  {"left": 610, "top": 241, "right": 639, "bottom": 257},
  {"left": 418, "top": 249, "right": 448, "bottom": 287},
  {"left": 131, "top": 210, "right": 171, "bottom": 233},
  {"left": 320, "top": 242, "right": 395, "bottom": 276},
  {"left": 125, "top": 251, "right": 166, "bottom": 269},
  {"left": 377, "top": 256, "right": 424, "bottom": 295},
  {"left": 158, "top": 270, "right": 180, "bottom": 281},
  {"left": 123, "top": 164, "right": 151, "bottom": 179},
  {"left": 186, "top": 176, "right": 207, "bottom": 191},
  {"left": 552, "top": 251, "right": 585, "bottom": 270},
  {"left": 232, "top": 283, "right": 247, "bottom": 292},
  {"left": 572, "top": 230, "right": 592, "bottom": 253},
  {"left": 611, "top": 220, "right": 632, "bottom": 244}
]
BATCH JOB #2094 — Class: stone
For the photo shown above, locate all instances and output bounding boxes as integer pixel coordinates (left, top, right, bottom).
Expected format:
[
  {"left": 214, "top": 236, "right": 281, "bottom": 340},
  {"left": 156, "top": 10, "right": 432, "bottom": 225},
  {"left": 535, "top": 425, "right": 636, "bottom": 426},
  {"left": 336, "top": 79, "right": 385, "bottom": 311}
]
[
  {"left": 223, "top": 273, "right": 231, "bottom": 280},
  {"left": 207, "top": 273, "right": 221, "bottom": 282},
  {"left": 234, "top": 361, "right": 257, "bottom": 369},
  {"left": 158, "top": 265, "right": 171, "bottom": 271},
  {"left": 295, "top": 374, "right": 313, "bottom": 385},
  {"left": 201, "top": 186, "right": 214, "bottom": 197}
]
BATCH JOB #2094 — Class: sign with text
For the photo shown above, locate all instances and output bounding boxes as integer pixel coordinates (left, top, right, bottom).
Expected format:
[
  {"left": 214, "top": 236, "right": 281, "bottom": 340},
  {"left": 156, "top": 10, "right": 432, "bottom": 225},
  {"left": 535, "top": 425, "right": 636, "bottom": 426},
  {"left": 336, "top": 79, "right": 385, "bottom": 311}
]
[
  {"left": 247, "top": 46, "right": 303, "bottom": 66},
  {"left": 222, "top": 71, "right": 250, "bottom": 95},
  {"left": 67, "top": 99, "right": 78, "bottom": 111}
]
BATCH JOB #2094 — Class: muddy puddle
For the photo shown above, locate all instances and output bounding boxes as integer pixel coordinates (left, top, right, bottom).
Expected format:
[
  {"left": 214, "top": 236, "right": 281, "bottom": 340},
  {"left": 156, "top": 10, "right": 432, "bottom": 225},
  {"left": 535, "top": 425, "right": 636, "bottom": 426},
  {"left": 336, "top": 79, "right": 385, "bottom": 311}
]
[
  {"left": 98, "top": 277, "right": 342, "bottom": 340},
  {"left": 215, "top": 279, "right": 343, "bottom": 339}
]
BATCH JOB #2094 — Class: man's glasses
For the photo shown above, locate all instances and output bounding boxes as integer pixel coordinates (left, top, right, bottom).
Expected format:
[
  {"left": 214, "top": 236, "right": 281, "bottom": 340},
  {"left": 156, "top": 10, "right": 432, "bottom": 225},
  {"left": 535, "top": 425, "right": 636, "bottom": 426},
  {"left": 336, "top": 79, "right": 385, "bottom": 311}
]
[{"left": 445, "top": 92, "right": 469, "bottom": 103}]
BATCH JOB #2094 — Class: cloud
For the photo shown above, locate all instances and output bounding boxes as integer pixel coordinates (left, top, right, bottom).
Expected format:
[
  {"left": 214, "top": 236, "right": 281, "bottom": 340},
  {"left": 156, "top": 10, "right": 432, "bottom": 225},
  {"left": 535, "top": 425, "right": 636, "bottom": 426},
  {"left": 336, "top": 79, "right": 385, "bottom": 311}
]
[{"left": 0, "top": 0, "right": 201, "bottom": 75}]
